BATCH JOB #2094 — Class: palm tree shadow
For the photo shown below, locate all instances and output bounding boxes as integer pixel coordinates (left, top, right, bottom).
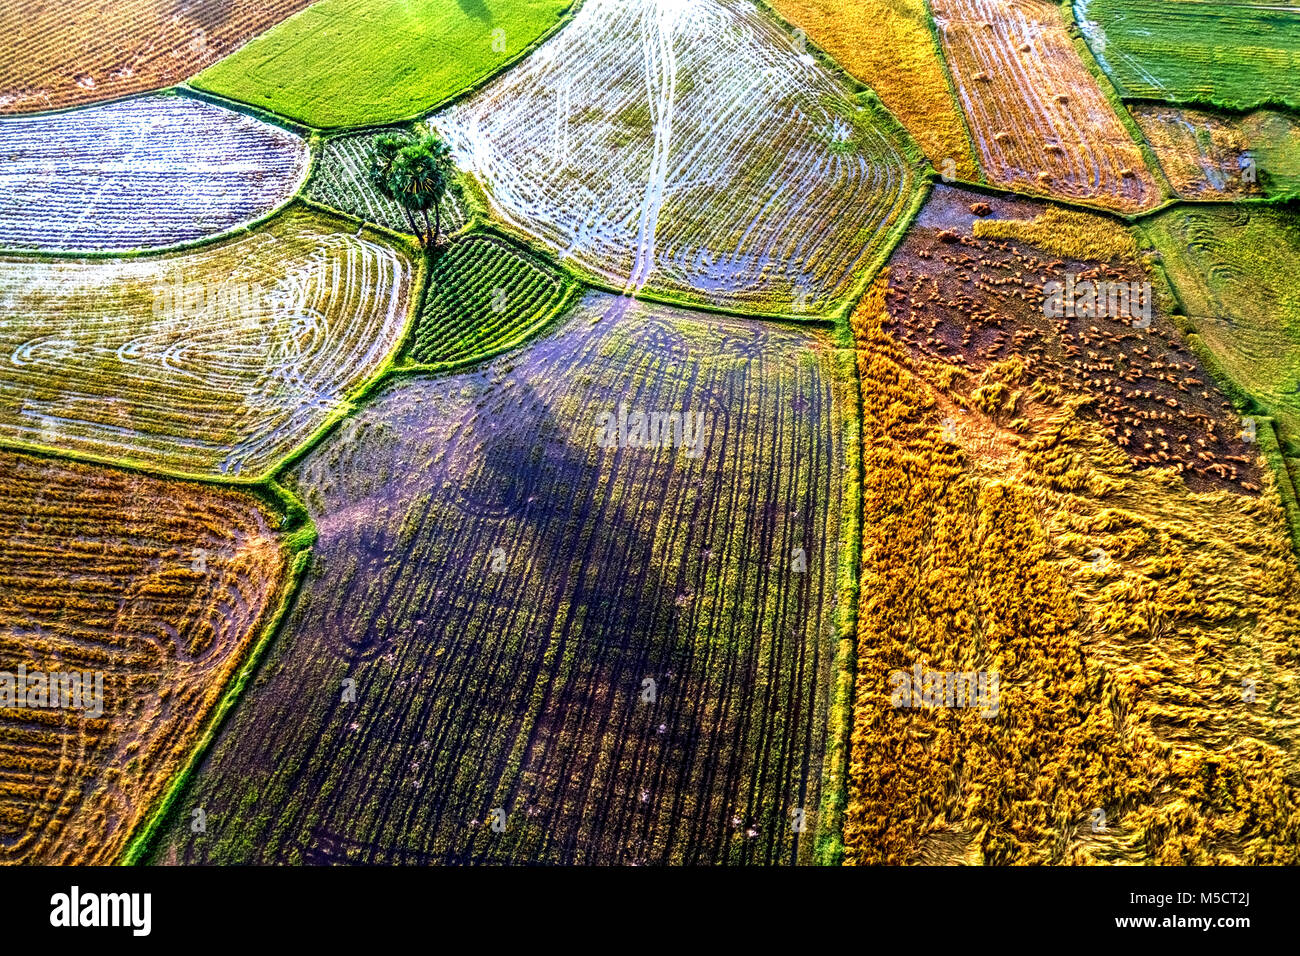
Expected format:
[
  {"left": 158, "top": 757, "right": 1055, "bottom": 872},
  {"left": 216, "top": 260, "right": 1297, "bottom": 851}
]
[
  {"left": 455, "top": 0, "right": 493, "bottom": 23},
  {"left": 173, "top": 0, "right": 237, "bottom": 29},
  {"left": 433, "top": 372, "right": 710, "bottom": 862}
]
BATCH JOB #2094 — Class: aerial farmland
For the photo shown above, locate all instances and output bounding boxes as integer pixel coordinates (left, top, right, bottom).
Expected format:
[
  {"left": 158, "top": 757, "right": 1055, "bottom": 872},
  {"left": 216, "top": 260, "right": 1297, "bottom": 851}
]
[{"left": 0, "top": 0, "right": 1298, "bottom": 893}]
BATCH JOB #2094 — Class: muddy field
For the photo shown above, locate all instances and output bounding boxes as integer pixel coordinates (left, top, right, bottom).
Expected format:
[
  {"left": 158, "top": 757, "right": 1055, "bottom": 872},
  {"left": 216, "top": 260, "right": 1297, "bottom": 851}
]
[
  {"left": 881, "top": 185, "right": 1258, "bottom": 491},
  {"left": 1132, "top": 104, "right": 1300, "bottom": 200},
  {"left": 152, "top": 292, "right": 849, "bottom": 865}
]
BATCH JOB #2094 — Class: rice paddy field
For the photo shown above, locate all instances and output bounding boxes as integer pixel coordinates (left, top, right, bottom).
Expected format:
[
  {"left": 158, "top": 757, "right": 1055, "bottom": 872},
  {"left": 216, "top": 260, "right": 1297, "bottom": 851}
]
[
  {"left": 0, "top": 0, "right": 314, "bottom": 114},
  {"left": 191, "top": 0, "right": 576, "bottom": 128},
  {"left": 0, "top": 94, "right": 310, "bottom": 252},
  {"left": 931, "top": 0, "right": 1161, "bottom": 211},
  {"left": 0, "top": 450, "right": 288, "bottom": 864},
  {"left": 1076, "top": 0, "right": 1300, "bottom": 111},
  {"left": 766, "top": 0, "right": 981, "bottom": 180},
  {"left": 1143, "top": 205, "right": 1300, "bottom": 536},
  {"left": 4, "top": 0, "right": 1300, "bottom": 880},
  {"left": 848, "top": 188, "right": 1300, "bottom": 864},
  {"left": 149, "top": 294, "right": 850, "bottom": 865},
  {"left": 0, "top": 207, "right": 416, "bottom": 478},
  {"left": 407, "top": 233, "right": 578, "bottom": 366},
  {"left": 1133, "top": 105, "right": 1300, "bottom": 200},
  {"left": 432, "top": 0, "right": 922, "bottom": 316}
]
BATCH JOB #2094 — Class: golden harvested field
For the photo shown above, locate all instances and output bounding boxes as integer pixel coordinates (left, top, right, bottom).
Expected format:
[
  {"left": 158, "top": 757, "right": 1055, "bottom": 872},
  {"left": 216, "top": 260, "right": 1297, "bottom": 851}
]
[
  {"left": 766, "top": 0, "right": 980, "bottom": 180},
  {"left": 932, "top": 0, "right": 1160, "bottom": 211},
  {"left": 0, "top": 451, "right": 287, "bottom": 864},
  {"left": 972, "top": 203, "right": 1137, "bottom": 261},
  {"left": 845, "top": 188, "right": 1300, "bottom": 863},
  {"left": 0, "top": 0, "right": 315, "bottom": 115}
]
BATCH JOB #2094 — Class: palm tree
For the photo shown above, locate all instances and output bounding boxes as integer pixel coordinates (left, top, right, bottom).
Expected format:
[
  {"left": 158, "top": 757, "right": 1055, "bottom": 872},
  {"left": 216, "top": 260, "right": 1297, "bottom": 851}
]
[
  {"left": 422, "top": 135, "right": 458, "bottom": 246},
  {"left": 368, "top": 133, "right": 424, "bottom": 238},
  {"left": 369, "top": 132, "right": 459, "bottom": 246}
]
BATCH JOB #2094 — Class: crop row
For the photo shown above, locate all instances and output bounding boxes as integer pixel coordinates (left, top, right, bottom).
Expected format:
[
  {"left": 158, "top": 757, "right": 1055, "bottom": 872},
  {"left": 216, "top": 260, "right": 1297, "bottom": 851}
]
[
  {"left": 309, "top": 129, "right": 467, "bottom": 236},
  {"left": 409, "top": 234, "right": 570, "bottom": 365}
]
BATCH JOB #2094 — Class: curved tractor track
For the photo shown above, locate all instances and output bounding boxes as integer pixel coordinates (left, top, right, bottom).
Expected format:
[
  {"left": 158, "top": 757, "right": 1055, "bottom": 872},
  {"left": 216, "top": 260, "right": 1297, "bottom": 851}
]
[
  {"left": 434, "top": 0, "right": 920, "bottom": 315},
  {"left": 0, "top": 208, "right": 415, "bottom": 478}
]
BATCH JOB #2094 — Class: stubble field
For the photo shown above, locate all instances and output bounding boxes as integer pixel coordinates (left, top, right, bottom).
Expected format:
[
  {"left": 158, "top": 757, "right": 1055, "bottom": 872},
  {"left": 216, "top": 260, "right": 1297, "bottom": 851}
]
[
  {"left": 0, "top": 451, "right": 287, "bottom": 864},
  {"left": 1132, "top": 104, "right": 1300, "bottom": 200}
]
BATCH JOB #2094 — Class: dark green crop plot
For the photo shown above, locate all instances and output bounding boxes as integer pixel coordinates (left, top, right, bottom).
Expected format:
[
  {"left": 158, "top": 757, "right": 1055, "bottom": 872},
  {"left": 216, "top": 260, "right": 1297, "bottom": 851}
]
[
  {"left": 408, "top": 234, "right": 575, "bottom": 366},
  {"left": 150, "top": 293, "right": 849, "bottom": 865},
  {"left": 1075, "top": 0, "right": 1300, "bottom": 111}
]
